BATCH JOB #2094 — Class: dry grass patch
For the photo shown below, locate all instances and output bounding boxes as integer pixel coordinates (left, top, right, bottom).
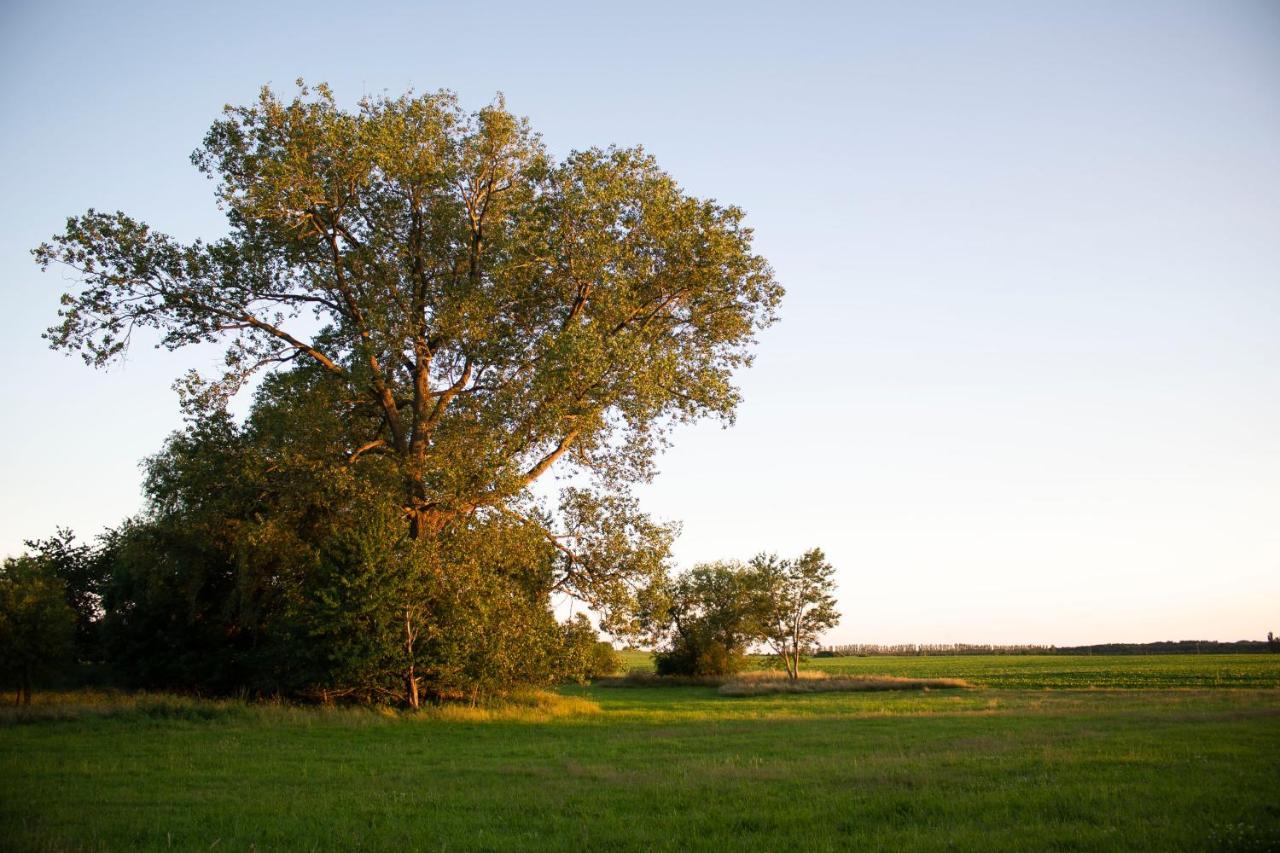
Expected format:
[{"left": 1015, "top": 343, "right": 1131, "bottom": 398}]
[
  {"left": 597, "top": 668, "right": 837, "bottom": 688},
  {"left": 718, "top": 674, "right": 974, "bottom": 696},
  {"left": 597, "top": 668, "right": 896, "bottom": 689},
  {"left": 595, "top": 670, "right": 727, "bottom": 687},
  {"left": 0, "top": 688, "right": 601, "bottom": 726},
  {"left": 731, "top": 670, "right": 828, "bottom": 683},
  {"left": 423, "top": 690, "right": 601, "bottom": 722},
  {"left": 0, "top": 690, "right": 261, "bottom": 725}
]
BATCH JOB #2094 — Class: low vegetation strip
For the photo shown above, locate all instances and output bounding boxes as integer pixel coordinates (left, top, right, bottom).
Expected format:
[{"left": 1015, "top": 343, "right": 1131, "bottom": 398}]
[
  {"left": 0, "top": 689, "right": 600, "bottom": 726},
  {"left": 596, "top": 671, "right": 728, "bottom": 687},
  {"left": 718, "top": 675, "right": 973, "bottom": 696},
  {"left": 598, "top": 669, "right": 974, "bottom": 695},
  {"left": 597, "top": 669, "right": 829, "bottom": 688}
]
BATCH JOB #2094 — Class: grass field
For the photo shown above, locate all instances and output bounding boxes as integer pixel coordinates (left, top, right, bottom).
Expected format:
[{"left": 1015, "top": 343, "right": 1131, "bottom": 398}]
[
  {"left": 619, "top": 650, "right": 1280, "bottom": 689},
  {"left": 2, "top": 655, "right": 1279, "bottom": 851}
]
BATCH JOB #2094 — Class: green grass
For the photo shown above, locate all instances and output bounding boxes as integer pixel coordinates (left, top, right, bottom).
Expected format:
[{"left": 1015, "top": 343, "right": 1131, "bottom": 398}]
[{"left": 3, "top": 657, "right": 1279, "bottom": 851}]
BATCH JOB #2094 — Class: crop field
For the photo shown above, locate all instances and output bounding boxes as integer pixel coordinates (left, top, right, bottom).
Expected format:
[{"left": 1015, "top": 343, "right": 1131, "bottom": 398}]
[
  {"left": 810, "top": 653, "right": 1280, "bottom": 689},
  {"left": 619, "top": 650, "right": 1280, "bottom": 689},
  {"left": 2, "top": 655, "right": 1279, "bottom": 851}
]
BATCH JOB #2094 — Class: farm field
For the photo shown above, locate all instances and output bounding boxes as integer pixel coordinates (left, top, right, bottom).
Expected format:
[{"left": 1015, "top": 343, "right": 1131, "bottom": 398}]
[
  {"left": 619, "top": 650, "right": 1280, "bottom": 689},
  {"left": 2, "top": 656, "right": 1279, "bottom": 851}
]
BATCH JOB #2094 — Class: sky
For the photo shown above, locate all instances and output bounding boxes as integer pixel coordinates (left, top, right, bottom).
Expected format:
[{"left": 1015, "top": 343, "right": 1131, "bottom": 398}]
[{"left": 2, "top": 1, "right": 1277, "bottom": 646}]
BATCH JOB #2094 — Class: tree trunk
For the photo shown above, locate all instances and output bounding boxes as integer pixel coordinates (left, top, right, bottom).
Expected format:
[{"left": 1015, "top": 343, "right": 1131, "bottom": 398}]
[
  {"left": 408, "top": 507, "right": 428, "bottom": 541},
  {"left": 408, "top": 505, "right": 454, "bottom": 541},
  {"left": 404, "top": 606, "right": 420, "bottom": 710},
  {"left": 406, "top": 663, "right": 419, "bottom": 710},
  {"left": 790, "top": 617, "right": 802, "bottom": 681},
  {"left": 779, "top": 643, "right": 796, "bottom": 680}
]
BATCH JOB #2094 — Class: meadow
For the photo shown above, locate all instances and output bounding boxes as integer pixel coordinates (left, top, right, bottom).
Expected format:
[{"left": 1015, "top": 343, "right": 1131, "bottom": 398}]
[{"left": 2, "top": 655, "right": 1278, "bottom": 851}]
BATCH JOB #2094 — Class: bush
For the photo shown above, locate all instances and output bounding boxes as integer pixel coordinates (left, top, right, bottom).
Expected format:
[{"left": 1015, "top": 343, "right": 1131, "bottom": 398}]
[
  {"left": 558, "top": 616, "right": 625, "bottom": 683},
  {"left": 587, "top": 642, "right": 623, "bottom": 678},
  {"left": 654, "top": 632, "right": 747, "bottom": 677}
]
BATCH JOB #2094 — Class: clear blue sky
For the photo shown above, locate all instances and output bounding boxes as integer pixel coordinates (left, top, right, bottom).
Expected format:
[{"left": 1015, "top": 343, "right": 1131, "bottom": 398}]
[{"left": 2, "top": 1, "right": 1277, "bottom": 645}]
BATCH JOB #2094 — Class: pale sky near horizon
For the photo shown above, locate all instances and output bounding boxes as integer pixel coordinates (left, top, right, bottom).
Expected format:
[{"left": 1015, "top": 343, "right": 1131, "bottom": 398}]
[{"left": 2, "top": 1, "right": 1277, "bottom": 646}]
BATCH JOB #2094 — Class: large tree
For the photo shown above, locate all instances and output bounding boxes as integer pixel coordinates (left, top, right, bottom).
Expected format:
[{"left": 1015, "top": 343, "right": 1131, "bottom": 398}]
[{"left": 34, "top": 83, "right": 781, "bottom": 702}]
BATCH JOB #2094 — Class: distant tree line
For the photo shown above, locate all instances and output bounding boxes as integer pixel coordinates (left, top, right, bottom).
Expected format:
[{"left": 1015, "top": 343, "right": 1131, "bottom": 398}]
[
  {"left": 819, "top": 640, "right": 1277, "bottom": 657},
  {"left": 818, "top": 643, "right": 1056, "bottom": 657}
]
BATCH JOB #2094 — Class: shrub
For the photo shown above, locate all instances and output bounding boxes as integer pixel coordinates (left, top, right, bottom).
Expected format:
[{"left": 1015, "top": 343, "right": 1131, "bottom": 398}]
[
  {"left": 558, "top": 616, "right": 624, "bottom": 683},
  {"left": 587, "top": 642, "right": 623, "bottom": 679},
  {"left": 654, "top": 632, "right": 748, "bottom": 677}
]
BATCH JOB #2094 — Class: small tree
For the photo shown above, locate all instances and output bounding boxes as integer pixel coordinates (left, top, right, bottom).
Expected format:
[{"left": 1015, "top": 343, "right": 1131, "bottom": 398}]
[
  {"left": 24, "top": 528, "right": 109, "bottom": 661},
  {"left": 751, "top": 549, "right": 840, "bottom": 680},
  {"left": 0, "top": 557, "right": 76, "bottom": 705},
  {"left": 653, "top": 561, "right": 762, "bottom": 676}
]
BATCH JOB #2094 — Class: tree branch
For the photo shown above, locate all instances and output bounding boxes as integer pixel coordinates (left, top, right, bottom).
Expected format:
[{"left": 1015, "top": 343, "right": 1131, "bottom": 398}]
[
  {"left": 514, "top": 429, "right": 580, "bottom": 492},
  {"left": 347, "top": 439, "right": 388, "bottom": 464}
]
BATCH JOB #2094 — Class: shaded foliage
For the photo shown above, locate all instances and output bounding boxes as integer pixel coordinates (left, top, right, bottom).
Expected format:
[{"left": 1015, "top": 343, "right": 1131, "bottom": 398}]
[
  {"left": 0, "top": 557, "right": 75, "bottom": 704},
  {"left": 98, "top": 402, "right": 613, "bottom": 702},
  {"left": 23, "top": 528, "right": 111, "bottom": 662}
]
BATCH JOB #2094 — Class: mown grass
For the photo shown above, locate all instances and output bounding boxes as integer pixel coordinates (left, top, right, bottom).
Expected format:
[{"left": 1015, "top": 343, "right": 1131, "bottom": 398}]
[{"left": 2, "top": 657, "right": 1279, "bottom": 851}]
